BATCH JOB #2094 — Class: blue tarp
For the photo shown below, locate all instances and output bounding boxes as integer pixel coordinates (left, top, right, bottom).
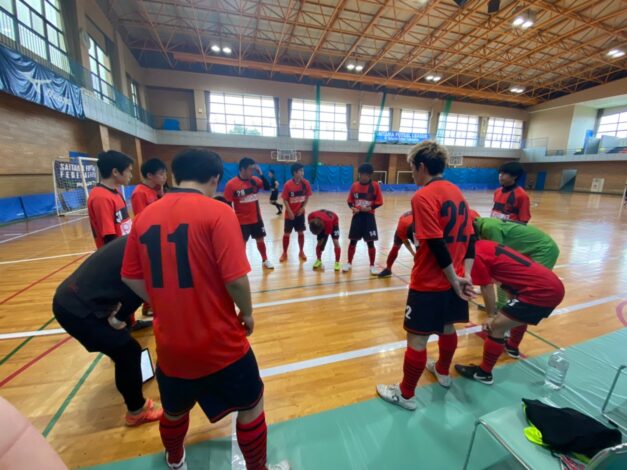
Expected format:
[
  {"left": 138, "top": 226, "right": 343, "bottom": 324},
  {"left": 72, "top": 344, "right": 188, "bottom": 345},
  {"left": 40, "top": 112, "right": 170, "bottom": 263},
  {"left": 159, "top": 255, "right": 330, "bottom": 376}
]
[{"left": 0, "top": 43, "right": 84, "bottom": 118}]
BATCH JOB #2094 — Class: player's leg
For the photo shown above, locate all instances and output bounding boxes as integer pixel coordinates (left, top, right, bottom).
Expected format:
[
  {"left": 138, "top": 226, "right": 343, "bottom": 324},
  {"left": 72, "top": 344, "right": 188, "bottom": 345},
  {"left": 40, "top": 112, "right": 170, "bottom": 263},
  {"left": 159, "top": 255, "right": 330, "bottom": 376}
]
[
  {"left": 296, "top": 216, "right": 307, "bottom": 261},
  {"left": 313, "top": 235, "right": 328, "bottom": 270},
  {"left": 379, "top": 235, "right": 403, "bottom": 278},
  {"left": 343, "top": 239, "right": 358, "bottom": 272},
  {"left": 365, "top": 213, "right": 379, "bottom": 275},
  {"left": 280, "top": 220, "right": 293, "bottom": 262},
  {"left": 332, "top": 235, "right": 341, "bottom": 271},
  {"left": 156, "top": 368, "right": 195, "bottom": 469},
  {"left": 252, "top": 224, "right": 274, "bottom": 269},
  {"left": 343, "top": 213, "right": 362, "bottom": 272}
]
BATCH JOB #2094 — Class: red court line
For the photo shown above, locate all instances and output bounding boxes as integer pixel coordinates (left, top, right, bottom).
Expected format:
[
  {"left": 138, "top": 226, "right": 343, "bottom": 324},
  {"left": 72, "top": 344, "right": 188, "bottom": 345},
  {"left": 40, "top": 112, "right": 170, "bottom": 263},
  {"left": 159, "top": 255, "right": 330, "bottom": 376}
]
[
  {"left": 0, "top": 254, "right": 88, "bottom": 306},
  {"left": 0, "top": 336, "right": 72, "bottom": 388},
  {"left": 616, "top": 301, "right": 627, "bottom": 327}
]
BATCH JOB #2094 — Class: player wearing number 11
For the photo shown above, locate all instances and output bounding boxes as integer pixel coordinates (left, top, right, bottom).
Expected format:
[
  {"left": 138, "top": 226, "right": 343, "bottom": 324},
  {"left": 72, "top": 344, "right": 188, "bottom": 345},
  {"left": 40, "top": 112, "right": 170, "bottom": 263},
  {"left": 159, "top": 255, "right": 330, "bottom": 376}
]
[
  {"left": 377, "top": 141, "right": 476, "bottom": 411},
  {"left": 122, "top": 149, "right": 289, "bottom": 470}
]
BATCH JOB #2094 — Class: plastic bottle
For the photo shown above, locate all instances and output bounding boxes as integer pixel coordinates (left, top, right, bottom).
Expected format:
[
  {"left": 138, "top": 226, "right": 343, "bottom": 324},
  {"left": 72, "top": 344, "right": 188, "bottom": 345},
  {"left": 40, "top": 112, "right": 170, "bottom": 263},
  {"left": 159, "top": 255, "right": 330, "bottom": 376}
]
[{"left": 544, "top": 349, "right": 569, "bottom": 390}]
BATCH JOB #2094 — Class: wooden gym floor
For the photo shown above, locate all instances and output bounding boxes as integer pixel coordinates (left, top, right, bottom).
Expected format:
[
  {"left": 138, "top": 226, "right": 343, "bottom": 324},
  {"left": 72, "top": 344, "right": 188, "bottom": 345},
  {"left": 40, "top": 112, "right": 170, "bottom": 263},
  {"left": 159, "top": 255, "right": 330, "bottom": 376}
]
[{"left": 0, "top": 190, "right": 626, "bottom": 468}]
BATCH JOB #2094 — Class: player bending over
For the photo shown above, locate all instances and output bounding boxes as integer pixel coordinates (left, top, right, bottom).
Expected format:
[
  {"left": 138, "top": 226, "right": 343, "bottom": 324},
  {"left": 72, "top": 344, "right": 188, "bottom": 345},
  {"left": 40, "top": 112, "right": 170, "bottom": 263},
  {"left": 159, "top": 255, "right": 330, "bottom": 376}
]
[
  {"left": 378, "top": 210, "right": 415, "bottom": 278},
  {"left": 307, "top": 209, "right": 341, "bottom": 271}
]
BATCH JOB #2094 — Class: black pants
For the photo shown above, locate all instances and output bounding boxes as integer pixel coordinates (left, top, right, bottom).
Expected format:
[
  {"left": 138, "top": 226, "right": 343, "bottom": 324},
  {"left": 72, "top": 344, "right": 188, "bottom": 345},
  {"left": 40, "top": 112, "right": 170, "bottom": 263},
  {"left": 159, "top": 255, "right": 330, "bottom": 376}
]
[{"left": 53, "top": 302, "right": 145, "bottom": 412}]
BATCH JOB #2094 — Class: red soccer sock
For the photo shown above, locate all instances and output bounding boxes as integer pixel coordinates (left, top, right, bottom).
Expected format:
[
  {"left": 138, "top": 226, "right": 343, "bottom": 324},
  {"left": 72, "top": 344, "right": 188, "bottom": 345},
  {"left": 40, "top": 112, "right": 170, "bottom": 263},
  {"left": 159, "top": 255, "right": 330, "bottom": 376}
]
[
  {"left": 334, "top": 246, "right": 341, "bottom": 262},
  {"left": 386, "top": 244, "right": 400, "bottom": 270},
  {"left": 256, "top": 239, "right": 267, "bottom": 261},
  {"left": 297, "top": 232, "right": 305, "bottom": 253},
  {"left": 159, "top": 412, "right": 190, "bottom": 465},
  {"left": 480, "top": 337, "right": 505, "bottom": 373},
  {"left": 236, "top": 412, "right": 267, "bottom": 470},
  {"left": 436, "top": 331, "right": 458, "bottom": 375},
  {"left": 368, "top": 247, "right": 376, "bottom": 266},
  {"left": 347, "top": 243, "right": 356, "bottom": 263},
  {"left": 399, "top": 347, "right": 427, "bottom": 399},
  {"left": 282, "top": 234, "right": 290, "bottom": 253},
  {"left": 316, "top": 244, "right": 322, "bottom": 260},
  {"left": 507, "top": 325, "right": 528, "bottom": 349}
]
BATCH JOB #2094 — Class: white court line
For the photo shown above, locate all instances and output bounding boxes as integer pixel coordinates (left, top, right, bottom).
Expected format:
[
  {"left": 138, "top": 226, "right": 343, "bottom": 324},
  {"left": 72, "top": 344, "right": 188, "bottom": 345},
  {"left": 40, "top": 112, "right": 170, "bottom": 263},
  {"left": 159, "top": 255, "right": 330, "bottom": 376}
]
[
  {"left": 0, "top": 251, "right": 94, "bottom": 265},
  {"left": 0, "top": 217, "right": 87, "bottom": 245}
]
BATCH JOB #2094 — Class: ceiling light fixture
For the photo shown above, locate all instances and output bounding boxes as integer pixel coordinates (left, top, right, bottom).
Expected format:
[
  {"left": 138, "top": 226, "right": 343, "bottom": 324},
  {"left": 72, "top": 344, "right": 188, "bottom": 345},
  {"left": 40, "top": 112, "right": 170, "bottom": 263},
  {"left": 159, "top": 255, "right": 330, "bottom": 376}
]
[
  {"left": 210, "top": 44, "right": 221, "bottom": 53},
  {"left": 222, "top": 46, "right": 232, "bottom": 54},
  {"left": 346, "top": 63, "right": 355, "bottom": 70},
  {"left": 512, "top": 11, "right": 534, "bottom": 29},
  {"left": 607, "top": 49, "right": 625, "bottom": 58},
  {"left": 510, "top": 86, "right": 525, "bottom": 94},
  {"left": 354, "top": 64, "right": 364, "bottom": 72},
  {"left": 432, "top": 75, "right": 442, "bottom": 82}
]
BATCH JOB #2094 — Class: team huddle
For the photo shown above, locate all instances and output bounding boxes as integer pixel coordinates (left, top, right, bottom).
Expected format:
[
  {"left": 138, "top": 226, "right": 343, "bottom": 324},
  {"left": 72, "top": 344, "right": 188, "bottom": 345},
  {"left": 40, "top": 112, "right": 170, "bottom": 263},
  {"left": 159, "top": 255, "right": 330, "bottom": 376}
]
[{"left": 52, "top": 143, "right": 564, "bottom": 470}]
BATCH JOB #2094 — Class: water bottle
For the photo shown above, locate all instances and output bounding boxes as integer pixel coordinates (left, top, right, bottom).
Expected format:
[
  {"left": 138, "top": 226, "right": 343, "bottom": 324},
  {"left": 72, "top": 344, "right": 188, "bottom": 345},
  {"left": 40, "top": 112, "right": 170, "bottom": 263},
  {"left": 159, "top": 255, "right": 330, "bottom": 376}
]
[{"left": 544, "top": 349, "right": 569, "bottom": 390}]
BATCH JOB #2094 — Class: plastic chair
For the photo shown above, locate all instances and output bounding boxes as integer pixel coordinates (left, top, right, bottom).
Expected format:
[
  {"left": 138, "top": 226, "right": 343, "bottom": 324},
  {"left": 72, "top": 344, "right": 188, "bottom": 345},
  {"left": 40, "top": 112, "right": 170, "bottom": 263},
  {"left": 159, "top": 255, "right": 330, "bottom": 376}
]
[
  {"left": 601, "top": 365, "right": 626, "bottom": 431},
  {"left": 586, "top": 443, "right": 627, "bottom": 470}
]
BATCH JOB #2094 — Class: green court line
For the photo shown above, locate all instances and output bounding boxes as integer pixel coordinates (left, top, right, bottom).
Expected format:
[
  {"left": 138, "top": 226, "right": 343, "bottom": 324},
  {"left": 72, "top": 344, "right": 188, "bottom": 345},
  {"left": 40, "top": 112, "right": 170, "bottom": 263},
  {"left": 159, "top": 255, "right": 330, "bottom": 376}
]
[
  {"left": 43, "top": 353, "right": 104, "bottom": 438},
  {"left": 0, "top": 317, "right": 56, "bottom": 366}
]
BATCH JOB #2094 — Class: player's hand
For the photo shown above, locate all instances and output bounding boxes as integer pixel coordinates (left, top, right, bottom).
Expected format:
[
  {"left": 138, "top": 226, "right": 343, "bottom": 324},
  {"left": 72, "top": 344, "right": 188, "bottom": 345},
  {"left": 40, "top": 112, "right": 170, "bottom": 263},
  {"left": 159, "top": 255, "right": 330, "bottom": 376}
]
[
  {"left": 452, "top": 277, "right": 476, "bottom": 301},
  {"left": 286, "top": 211, "right": 295, "bottom": 220},
  {"left": 360, "top": 206, "right": 371, "bottom": 212},
  {"left": 351, "top": 207, "right": 360, "bottom": 214},
  {"left": 107, "top": 303, "right": 126, "bottom": 330},
  {"left": 238, "top": 312, "right": 254, "bottom": 336},
  {"left": 296, "top": 208, "right": 305, "bottom": 216}
]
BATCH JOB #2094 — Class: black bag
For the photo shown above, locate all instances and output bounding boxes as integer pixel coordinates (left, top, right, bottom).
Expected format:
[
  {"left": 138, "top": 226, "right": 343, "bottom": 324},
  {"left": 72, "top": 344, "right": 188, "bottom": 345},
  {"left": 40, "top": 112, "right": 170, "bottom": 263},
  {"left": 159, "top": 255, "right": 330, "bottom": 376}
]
[{"left": 523, "top": 399, "right": 622, "bottom": 458}]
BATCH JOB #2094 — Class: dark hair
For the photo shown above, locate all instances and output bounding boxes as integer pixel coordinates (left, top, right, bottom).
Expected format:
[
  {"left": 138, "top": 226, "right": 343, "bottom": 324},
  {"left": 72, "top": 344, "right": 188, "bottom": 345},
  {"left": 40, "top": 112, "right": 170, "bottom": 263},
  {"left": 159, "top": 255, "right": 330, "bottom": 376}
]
[
  {"left": 358, "top": 163, "right": 374, "bottom": 175},
  {"left": 213, "top": 195, "right": 231, "bottom": 206},
  {"left": 499, "top": 161, "right": 524, "bottom": 181},
  {"left": 239, "top": 157, "right": 256, "bottom": 170},
  {"left": 172, "top": 148, "right": 223, "bottom": 185},
  {"left": 291, "top": 163, "right": 304, "bottom": 175},
  {"left": 406, "top": 141, "right": 448, "bottom": 175},
  {"left": 140, "top": 158, "right": 167, "bottom": 178},
  {"left": 268, "top": 169, "right": 275, "bottom": 176},
  {"left": 96, "top": 150, "right": 134, "bottom": 178},
  {"left": 309, "top": 218, "right": 324, "bottom": 235}
]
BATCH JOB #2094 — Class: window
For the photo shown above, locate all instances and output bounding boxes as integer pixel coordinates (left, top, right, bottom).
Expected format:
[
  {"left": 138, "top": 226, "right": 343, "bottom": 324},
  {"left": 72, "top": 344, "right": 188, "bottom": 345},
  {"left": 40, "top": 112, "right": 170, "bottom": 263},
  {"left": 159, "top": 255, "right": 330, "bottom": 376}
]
[
  {"left": 596, "top": 112, "right": 627, "bottom": 138},
  {"left": 290, "top": 99, "right": 347, "bottom": 140},
  {"left": 88, "top": 36, "right": 114, "bottom": 103},
  {"left": 485, "top": 117, "right": 523, "bottom": 149},
  {"left": 359, "top": 105, "right": 391, "bottom": 141},
  {"left": 399, "top": 109, "right": 430, "bottom": 135},
  {"left": 129, "top": 78, "right": 140, "bottom": 118},
  {"left": 1, "top": 0, "right": 69, "bottom": 71},
  {"left": 209, "top": 92, "right": 277, "bottom": 137},
  {"left": 437, "top": 113, "right": 479, "bottom": 147}
]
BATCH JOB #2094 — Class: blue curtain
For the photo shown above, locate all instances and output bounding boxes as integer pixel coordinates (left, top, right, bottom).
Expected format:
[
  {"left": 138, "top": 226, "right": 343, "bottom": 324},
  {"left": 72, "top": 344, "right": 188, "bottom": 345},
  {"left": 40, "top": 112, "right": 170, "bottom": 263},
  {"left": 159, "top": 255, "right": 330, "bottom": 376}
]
[{"left": 0, "top": 43, "right": 84, "bottom": 118}]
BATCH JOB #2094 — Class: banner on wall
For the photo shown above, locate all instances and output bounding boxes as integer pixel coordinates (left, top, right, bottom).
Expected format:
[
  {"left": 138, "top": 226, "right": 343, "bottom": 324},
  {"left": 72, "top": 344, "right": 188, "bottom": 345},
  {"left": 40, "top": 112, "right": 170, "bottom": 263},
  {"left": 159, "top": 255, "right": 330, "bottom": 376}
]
[
  {"left": 375, "top": 131, "right": 430, "bottom": 144},
  {"left": 0, "top": 43, "right": 84, "bottom": 118},
  {"left": 54, "top": 160, "right": 97, "bottom": 190}
]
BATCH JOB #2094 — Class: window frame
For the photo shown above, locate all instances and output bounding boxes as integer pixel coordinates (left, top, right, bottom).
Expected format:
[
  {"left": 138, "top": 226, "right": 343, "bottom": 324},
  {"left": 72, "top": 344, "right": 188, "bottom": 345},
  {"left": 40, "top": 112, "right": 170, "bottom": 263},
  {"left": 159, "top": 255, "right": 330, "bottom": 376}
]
[
  {"left": 596, "top": 111, "right": 627, "bottom": 139},
  {"left": 208, "top": 92, "right": 277, "bottom": 137},
  {"left": 358, "top": 105, "right": 391, "bottom": 142},
  {"left": 437, "top": 112, "right": 479, "bottom": 147},
  {"left": 289, "top": 98, "right": 348, "bottom": 141},
  {"left": 485, "top": 117, "right": 524, "bottom": 149},
  {"left": 88, "top": 35, "right": 114, "bottom": 104}
]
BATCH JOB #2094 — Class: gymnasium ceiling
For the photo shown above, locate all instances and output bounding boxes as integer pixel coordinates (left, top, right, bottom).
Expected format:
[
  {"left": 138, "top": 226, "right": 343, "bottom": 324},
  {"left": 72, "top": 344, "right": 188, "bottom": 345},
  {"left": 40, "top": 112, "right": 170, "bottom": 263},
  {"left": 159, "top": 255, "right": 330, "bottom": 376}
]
[{"left": 103, "top": 0, "right": 627, "bottom": 107}]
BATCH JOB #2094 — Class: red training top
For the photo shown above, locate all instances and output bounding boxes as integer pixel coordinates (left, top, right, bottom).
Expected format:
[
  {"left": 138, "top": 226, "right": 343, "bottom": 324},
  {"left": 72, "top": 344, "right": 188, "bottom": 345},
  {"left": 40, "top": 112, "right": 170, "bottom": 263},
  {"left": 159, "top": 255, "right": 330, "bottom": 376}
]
[
  {"left": 131, "top": 183, "right": 162, "bottom": 216},
  {"left": 491, "top": 185, "right": 531, "bottom": 223},
  {"left": 281, "top": 178, "right": 313, "bottom": 218},
  {"left": 87, "top": 184, "right": 132, "bottom": 248},
  {"left": 223, "top": 176, "right": 265, "bottom": 225},
  {"left": 347, "top": 180, "right": 383, "bottom": 214},
  {"left": 308, "top": 210, "right": 339, "bottom": 235},
  {"left": 396, "top": 210, "right": 414, "bottom": 242}
]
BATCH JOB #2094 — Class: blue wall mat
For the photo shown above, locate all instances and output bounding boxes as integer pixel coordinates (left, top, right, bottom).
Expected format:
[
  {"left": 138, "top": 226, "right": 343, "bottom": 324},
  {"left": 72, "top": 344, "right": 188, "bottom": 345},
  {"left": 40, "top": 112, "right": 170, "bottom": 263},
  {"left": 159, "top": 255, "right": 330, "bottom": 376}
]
[
  {"left": 21, "top": 193, "right": 56, "bottom": 218},
  {"left": 123, "top": 185, "right": 136, "bottom": 200},
  {"left": 444, "top": 168, "right": 499, "bottom": 189},
  {"left": 0, "top": 197, "right": 25, "bottom": 224}
]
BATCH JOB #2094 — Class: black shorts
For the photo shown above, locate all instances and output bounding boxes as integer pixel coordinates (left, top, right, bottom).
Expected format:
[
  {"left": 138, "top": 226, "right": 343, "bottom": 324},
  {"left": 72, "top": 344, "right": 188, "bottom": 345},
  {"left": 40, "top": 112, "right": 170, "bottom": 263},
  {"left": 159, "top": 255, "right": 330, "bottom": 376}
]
[
  {"left": 317, "top": 226, "right": 340, "bottom": 242},
  {"left": 393, "top": 234, "right": 404, "bottom": 246},
  {"left": 270, "top": 189, "right": 279, "bottom": 202},
  {"left": 284, "top": 214, "right": 306, "bottom": 233},
  {"left": 501, "top": 299, "right": 556, "bottom": 325},
  {"left": 156, "top": 348, "right": 264, "bottom": 423},
  {"left": 349, "top": 212, "right": 378, "bottom": 241},
  {"left": 403, "top": 289, "right": 469, "bottom": 335},
  {"left": 241, "top": 222, "right": 266, "bottom": 241},
  {"left": 52, "top": 301, "right": 132, "bottom": 353}
]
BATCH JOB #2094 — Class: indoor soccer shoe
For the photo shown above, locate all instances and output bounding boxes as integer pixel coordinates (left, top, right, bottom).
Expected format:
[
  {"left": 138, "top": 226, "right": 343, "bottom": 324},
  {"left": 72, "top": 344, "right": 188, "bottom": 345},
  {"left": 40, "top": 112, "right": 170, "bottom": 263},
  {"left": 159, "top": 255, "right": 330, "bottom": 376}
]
[
  {"left": 378, "top": 268, "right": 392, "bottom": 278},
  {"left": 370, "top": 266, "right": 379, "bottom": 276},
  {"left": 505, "top": 344, "right": 520, "bottom": 359},
  {"left": 279, "top": 252, "right": 288, "bottom": 262},
  {"left": 334, "top": 261, "right": 341, "bottom": 271},
  {"left": 313, "top": 259, "right": 324, "bottom": 270},
  {"left": 262, "top": 259, "right": 275, "bottom": 269},
  {"left": 165, "top": 449, "right": 187, "bottom": 470},
  {"left": 454, "top": 364, "right": 494, "bottom": 385},
  {"left": 131, "top": 319, "right": 152, "bottom": 332},
  {"left": 299, "top": 252, "right": 307, "bottom": 261},
  {"left": 342, "top": 263, "right": 352, "bottom": 272},
  {"left": 267, "top": 461, "right": 291, "bottom": 470},
  {"left": 426, "top": 359, "right": 452, "bottom": 388},
  {"left": 376, "top": 384, "right": 416, "bottom": 411},
  {"left": 125, "top": 399, "right": 163, "bottom": 426},
  {"left": 142, "top": 303, "right": 153, "bottom": 317}
]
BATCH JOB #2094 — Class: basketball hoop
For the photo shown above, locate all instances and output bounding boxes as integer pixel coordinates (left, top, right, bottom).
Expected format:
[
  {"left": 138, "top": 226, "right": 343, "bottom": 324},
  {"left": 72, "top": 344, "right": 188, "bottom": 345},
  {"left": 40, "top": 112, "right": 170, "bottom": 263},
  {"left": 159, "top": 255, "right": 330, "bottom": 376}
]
[
  {"left": 271, "top": 149, "right": 301, "bottom": 162},
  {"left": 448, "top": 154, "right": 464, "bottom": 168}
]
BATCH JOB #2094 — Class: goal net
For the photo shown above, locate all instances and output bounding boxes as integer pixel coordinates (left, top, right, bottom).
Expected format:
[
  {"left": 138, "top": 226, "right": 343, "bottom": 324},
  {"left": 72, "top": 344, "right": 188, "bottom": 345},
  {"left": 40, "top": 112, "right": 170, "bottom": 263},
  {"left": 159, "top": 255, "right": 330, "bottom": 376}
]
[{"left": 53, "top": 157, "right": 99, "bottom": 216}]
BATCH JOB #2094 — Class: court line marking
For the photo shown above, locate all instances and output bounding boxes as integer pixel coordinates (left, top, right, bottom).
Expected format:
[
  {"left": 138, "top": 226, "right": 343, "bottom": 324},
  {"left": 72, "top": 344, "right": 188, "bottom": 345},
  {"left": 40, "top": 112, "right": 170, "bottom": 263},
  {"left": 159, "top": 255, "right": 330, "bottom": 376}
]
[
  {"left": 0, "top": 318, "right": 57, "bottom": 365},
  {"left": 0, "top": 251, "right": 94, "bottom": 265},
  {"left": 0, "top": 216, "right": 87, "bottom": 245}
]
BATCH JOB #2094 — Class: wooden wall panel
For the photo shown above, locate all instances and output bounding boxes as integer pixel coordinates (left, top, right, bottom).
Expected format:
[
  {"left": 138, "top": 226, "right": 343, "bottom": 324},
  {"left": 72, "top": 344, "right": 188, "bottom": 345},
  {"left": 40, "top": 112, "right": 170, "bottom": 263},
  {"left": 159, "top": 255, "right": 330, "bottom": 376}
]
[{"left": 523, "top": 161, "right": 627, "bottom": 195}]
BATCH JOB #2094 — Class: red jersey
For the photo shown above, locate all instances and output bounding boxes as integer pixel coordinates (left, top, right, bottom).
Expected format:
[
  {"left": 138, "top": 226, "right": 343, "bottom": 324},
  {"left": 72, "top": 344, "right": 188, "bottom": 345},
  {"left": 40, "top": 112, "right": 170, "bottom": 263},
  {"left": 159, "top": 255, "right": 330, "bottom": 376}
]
[
  {"left": 472, "top": 240, "right": 564, "bottom": 307},
  {"left": 410, "top": 178, "right": 472, "bottom": 292},
  {"left": 87, "top": 184, "right": 132, "bottom": 249},
  {"left": 491, "top": 185, "right": 531, "bottom": 223},
  {"left": 308, "top": 210, "right": 339, "bottom": 235},
  {"left": 281, "top": 178, "right": 312, "bottom": 217},
  {"left": 121, "top": 188, "right": 251, "bottom": 379},
  {"left": 131, "top": 183, "right": 161, "bottom": 216},
  {"left": 347, "top": 180, "right": 383, "bottom": 214},
  {"left": 396, "top": 211, "right": 414, "bottom": 242},
  {"left": 223, "top": 176, "right": 265, "bottom": 225}
]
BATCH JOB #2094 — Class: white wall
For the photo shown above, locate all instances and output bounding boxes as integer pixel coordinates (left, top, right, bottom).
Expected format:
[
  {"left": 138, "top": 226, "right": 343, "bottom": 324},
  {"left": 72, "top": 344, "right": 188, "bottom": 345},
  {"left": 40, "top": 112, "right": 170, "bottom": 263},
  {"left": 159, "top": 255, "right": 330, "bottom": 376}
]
[{"left": 567, "top": 105, "right": 597, "bottom": 150}]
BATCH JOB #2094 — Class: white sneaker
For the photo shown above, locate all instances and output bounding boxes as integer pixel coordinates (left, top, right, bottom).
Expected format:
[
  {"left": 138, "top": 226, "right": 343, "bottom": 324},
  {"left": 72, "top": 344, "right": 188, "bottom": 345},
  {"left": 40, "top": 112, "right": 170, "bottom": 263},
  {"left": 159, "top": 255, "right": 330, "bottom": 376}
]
[
  {"left": 376, "top": 384, "right": 416, "bottom": 411},
  {"left": 342, "top": 263, "right": 352, "bottom": 272},
  {"left": 267, "top": 461, "right": 291, "bottom": 470},
  {"left": 165, "top": 449, "right": 187, "bottom": 470},
  {"left": 426, "top": 359, "right": 452, "bottom": 388},
  {"left": 370, "top": 266, "right": 379, "bottom": 276},
  {"left": 262, "top": 259, "right": 275, "bottom": 269}
]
